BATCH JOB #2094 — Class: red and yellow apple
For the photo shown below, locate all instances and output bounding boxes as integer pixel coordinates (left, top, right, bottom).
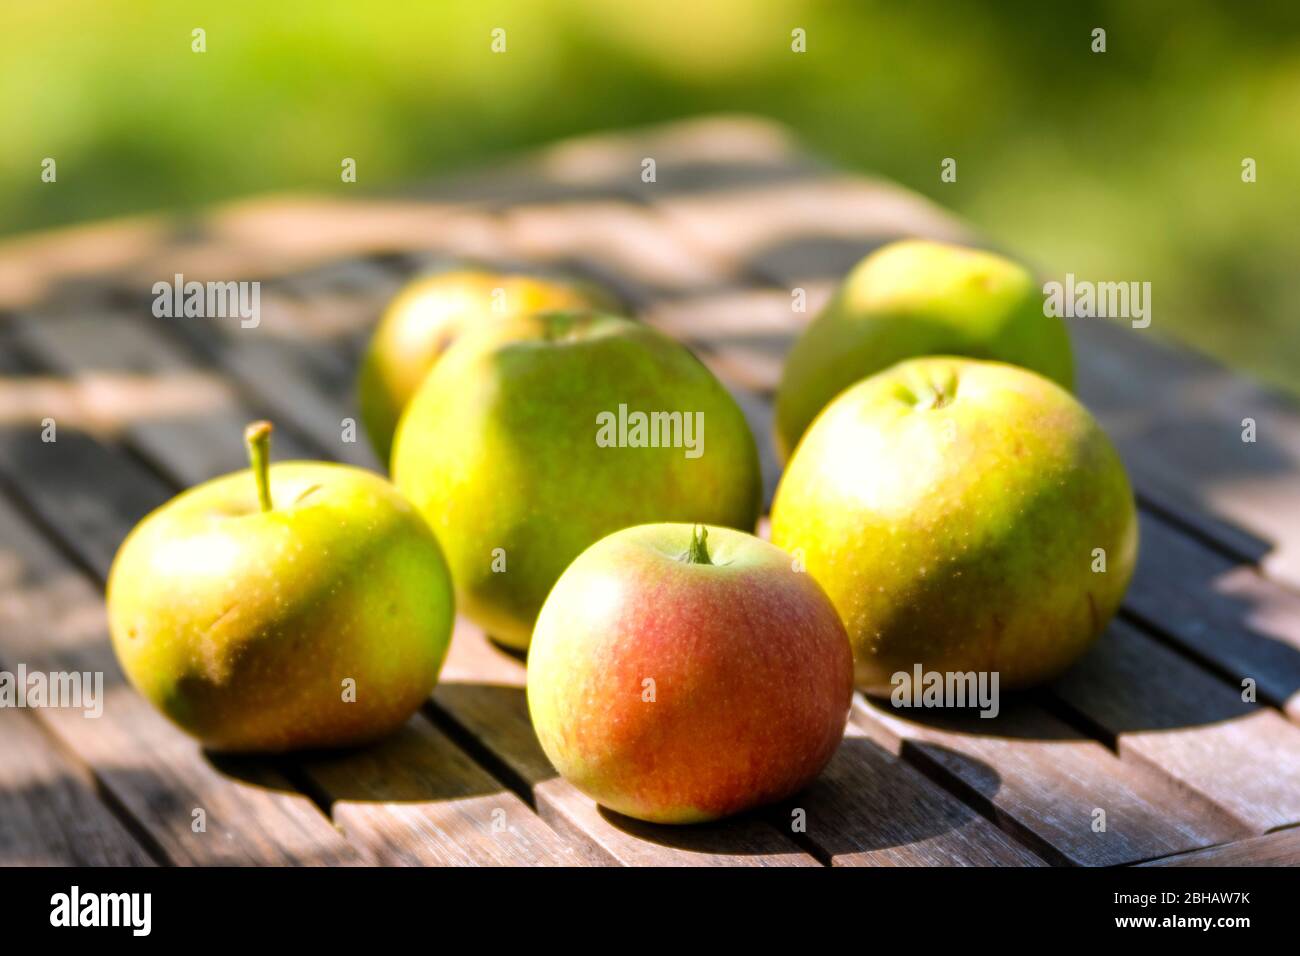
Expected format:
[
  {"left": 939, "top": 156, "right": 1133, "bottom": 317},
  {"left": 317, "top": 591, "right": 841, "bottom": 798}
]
[
  {"left": 771, "top": 357, "right": 1137, "bottom": 693},
  {"left": 527, "top": 523, "right": 853, "bottom": 824}
]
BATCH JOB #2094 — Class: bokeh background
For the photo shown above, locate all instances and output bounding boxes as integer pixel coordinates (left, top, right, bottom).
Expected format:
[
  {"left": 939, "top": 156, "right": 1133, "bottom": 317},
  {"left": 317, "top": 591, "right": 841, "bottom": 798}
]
[{"left": 2, "top": 0, "right": 1296, "bottom": 394}]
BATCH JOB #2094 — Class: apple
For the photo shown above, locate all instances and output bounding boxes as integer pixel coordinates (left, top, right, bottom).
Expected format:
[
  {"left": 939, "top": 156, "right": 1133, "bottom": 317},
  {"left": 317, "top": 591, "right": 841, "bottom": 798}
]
[
  {"left": 357, "top": 268, "right": 620, "bottom": 464},
  {"left": 107, "top": 422, "right": 455, "bottom": 752},
  {"left": 391, "top": 311, "right": 762, "bottom": 650},
  {"left": 527, "top": 523, "right": 853, "bottom": 824},
  {"left": 770, "top": 357, "right": 1137, "bottom": 694},
  {"left": 773, "top": 239, "right": 1074, "bottom": 461}
]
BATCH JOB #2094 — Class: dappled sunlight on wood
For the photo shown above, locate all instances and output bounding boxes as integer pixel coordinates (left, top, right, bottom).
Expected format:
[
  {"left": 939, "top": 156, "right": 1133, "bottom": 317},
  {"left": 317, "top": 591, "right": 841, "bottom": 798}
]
[
  {"left": 0, "top": 370, "right": 230, "bottom": 434},
  {"left": 645, "top": 285, "right": 829, "bottom": 337},
  {"left": 206, "top": 197, "right": 504, "bottom": 265},
  {"left": 0, "top": 218, "right": 168, "bottom": 309},
  {"left": 658, "top": 175, "right": 973, "bottom": 276},
  {"left": 643, "top": 286, "right": 834, "bottom": 394},
  {"left": 499, "top": 200, "right": 722, "bottom": 297},
  {"left": 437, "top": 618, "right": 526, "bottom": 688},
  {"left": 0, "top": 570, "right": 109, "bottom": 652}
]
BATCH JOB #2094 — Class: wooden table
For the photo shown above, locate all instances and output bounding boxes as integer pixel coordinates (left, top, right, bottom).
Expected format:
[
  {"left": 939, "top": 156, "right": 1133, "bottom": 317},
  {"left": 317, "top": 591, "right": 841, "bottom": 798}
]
[{"left": 3, "top": 116, "right": 1299, "bottom": 867}]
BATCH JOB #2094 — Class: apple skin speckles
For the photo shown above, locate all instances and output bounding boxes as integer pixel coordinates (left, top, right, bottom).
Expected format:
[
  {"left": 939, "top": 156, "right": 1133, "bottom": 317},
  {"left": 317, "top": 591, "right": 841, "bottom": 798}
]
[{"left": 772, "top": 356, "right": 1137, "bottom": 694}]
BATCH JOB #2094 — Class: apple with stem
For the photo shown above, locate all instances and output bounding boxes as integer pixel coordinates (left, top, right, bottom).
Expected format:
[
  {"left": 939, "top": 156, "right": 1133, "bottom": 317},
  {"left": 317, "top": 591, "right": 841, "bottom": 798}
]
[
  {"left": 107, "top": 421, "right": 455, "bottom": 752},
  {"left": 357, "top": 268, "right": 620, "bottom": 464},
  {"left": 771, "top": 357, "right": 1137, "bottom": 693},
  {"left": 527, "top": 523, "right": 853, "bottom": 824}
]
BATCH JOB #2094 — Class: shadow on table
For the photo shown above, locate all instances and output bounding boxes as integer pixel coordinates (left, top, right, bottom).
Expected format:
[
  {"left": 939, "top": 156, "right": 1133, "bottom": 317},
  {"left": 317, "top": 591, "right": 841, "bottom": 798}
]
[
  {"left": 208, "top": 716, "right": 521, "bottom": 808},
  {"left": 590, "top": 735, "right": 1014, "bottom": 865}
]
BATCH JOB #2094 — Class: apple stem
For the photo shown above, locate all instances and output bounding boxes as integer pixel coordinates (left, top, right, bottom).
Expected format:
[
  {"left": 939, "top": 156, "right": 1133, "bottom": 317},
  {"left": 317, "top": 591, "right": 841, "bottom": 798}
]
[
  {"left": 686, "top": 524, "right": 713, "bottom": 565},
  {"left": 244, "top": 420, "right": 274, "bottom": 513}
]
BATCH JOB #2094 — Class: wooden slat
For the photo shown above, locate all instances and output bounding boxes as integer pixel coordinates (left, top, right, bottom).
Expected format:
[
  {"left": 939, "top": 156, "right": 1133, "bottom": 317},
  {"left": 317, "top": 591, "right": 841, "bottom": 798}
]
[
  {"left": 653, "top": 175, "right": 972, "bottom": 284},
  {"left": 852, "top": 697, "right": 1248, "bottom": 867},
  {"left": 496, "top": 200, "right": 728, "bottom": 307},
  {"left": 1141, "top": 828, "right": 1300, "bottom": 867},
  {"left": 0, "top": 708, "right": 155, "bottom": 866},
  {"left": 299, "top": 717, "right": 585, "bottom": 866},
  {"left": 1124, "top": 510, "right": 1300, "bottom": 721},
  {"left": 1073, "top": 316, "right": 1300, "bottom": 589},
  {"left": 139, "top": 291, "right": 383, "bottom": 471},
  {"left": 1049, "top": 618, "right": 1300, "bottom": 834},
  {"left": 11, "top": 309, "right": 318, "bottom": 486},
  {"left": 776, "top": 722, "right": 1043, "bottom": 866},
  {"left": 0, "top": 199, "right": 503, "bottom": 315},
  {"left": 643, "top": 286, "right": 823, "bottom": 396},
  {"left": 0, "top": 327, "right": 175, "bottom": 578},
  {"left": 0, "top": 495, "right": 361, "bottom": 865}
]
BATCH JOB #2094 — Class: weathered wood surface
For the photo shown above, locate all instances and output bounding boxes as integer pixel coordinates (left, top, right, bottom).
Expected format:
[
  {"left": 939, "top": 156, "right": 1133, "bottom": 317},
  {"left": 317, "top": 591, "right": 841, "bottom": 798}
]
[
  {"left": 0, "top": 707, "right": 155, "bottom": 866},
  {"left": 1140, "top": 828, "right": 1300, "bottom": 867},
  {"left": 854, "top": 695, "right": 1250, "bottom": 868},
  {"left": 1049, "top": 618, "right": 1300, "bottom": 834},
  {"left": 1, "top": 115, "right": 1297, "bottom": 866},
  {"left": 299, "top": 716, "right": 585, "bottom": 867}
]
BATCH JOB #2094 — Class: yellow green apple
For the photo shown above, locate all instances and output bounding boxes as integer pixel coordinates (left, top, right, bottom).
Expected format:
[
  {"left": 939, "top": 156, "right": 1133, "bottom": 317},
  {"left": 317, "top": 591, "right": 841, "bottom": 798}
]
[
  {"left": 106, "top": 422, "right": 455, "bottom": 752},
  {"left": 527, "top": 523, "right": 853, "bottom": 824},
  {"left": 391, "top": 312, "right": 762, "bottom": 650},
  {"left": 774, "top": 239, "right": 1074, "bottom": 461},
  {"left": 771, "top": 357, "right": 1137, "bottom": 694},
  {"left": 357, "top": 268, "right": 619, "bottom": 464}
]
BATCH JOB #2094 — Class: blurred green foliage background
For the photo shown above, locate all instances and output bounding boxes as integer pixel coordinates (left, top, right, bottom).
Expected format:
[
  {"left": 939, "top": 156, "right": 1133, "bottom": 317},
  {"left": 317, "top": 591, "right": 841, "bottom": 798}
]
[{"left": 2, "top": 1, "right": 1296, "bottom": 393}]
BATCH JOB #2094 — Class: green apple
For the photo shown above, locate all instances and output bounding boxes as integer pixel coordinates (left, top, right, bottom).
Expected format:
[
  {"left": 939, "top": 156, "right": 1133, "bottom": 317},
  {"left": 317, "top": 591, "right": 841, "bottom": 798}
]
[
  {"left": 357, "top": 268, "right": 619, "bottom": 464},
  {"left": 107, "top": 422, "right": 455, "bottom": 752},
  {"left": 774, "top": 239, "right": 1074, "bottom": 461},
  {"left": 391, "top": 312, "right": 762, "bottom": 650},
  {"left": 527, "top": 524, "right": 853, "bottom": 824},
  {"left": 771, "top": 357, "right": 1137, "bottom": 693}
]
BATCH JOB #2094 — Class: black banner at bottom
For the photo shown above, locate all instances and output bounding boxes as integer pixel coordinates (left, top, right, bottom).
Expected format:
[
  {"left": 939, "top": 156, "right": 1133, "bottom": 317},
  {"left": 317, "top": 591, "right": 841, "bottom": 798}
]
[{"left": 0, "top": 864, "right": 1287, "bottom": 942}]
